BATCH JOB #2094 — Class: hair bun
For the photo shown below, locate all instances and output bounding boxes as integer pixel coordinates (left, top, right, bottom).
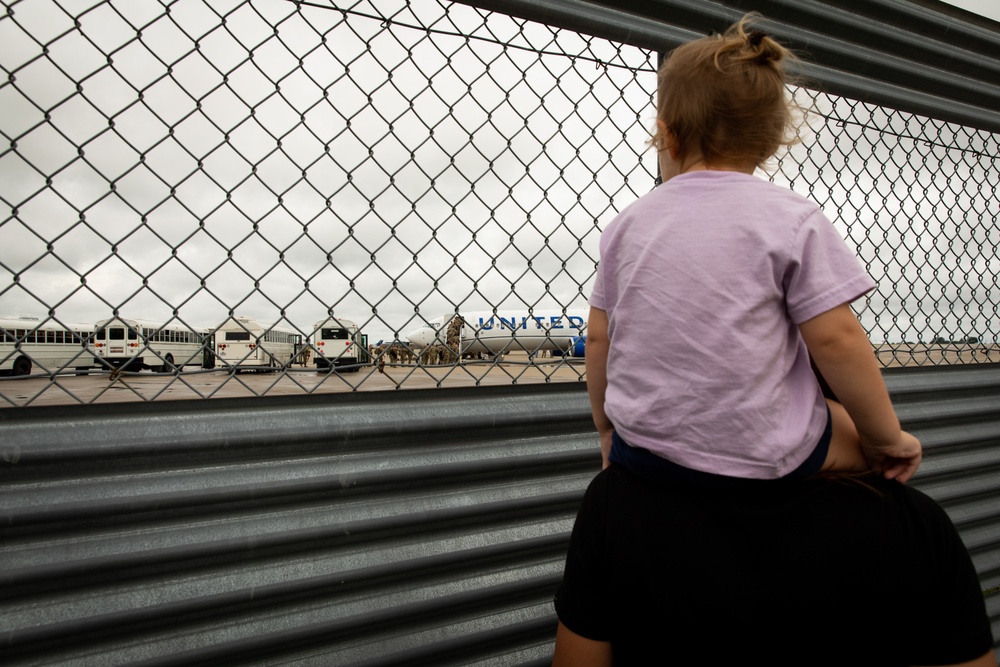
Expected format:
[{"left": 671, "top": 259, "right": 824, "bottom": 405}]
[{"left": 748, "top": 30, "right": 767, "bottom": 47}]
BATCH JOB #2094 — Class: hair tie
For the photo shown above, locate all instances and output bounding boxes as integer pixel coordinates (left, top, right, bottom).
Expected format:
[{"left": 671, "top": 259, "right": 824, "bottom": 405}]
[{"left": 748, "top": 30, "right": 767, "bottom": 47}]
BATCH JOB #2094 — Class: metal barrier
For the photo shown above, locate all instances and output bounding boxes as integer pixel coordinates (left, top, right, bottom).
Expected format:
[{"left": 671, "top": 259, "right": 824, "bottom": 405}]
[
  {"left": 1, "top": 0, "right": 998, "bottom": 663},
  {"left": 2, "top": 363, "right": 999, "bottom": 664},
  {"left": 0, "top": 383, "right": 597, "bottom": 665},
  {"left": 1, "top": 0, "right": 998, "bottom": 406}
]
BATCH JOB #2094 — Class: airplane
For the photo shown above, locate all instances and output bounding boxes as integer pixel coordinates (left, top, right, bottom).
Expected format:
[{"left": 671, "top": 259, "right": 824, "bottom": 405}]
[{"left": 405, "top": 310, "right": 588, "bottom": 357}]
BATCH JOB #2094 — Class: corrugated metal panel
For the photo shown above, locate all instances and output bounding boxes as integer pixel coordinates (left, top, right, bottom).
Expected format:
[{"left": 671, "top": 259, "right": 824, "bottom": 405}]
[
  {"left": 0, "top": 384, "right": 596, "bottom": 666},
  {"left": 454, "top": 0, "right": 1000, "bottom": 134},
  {"left": 2, "top": 365, "right": 999, "bottom": 664}
]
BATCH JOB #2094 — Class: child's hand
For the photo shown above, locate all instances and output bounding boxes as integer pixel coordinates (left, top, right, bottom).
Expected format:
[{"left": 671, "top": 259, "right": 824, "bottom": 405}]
[
  {"left": 864, "top": 431, "right": 922, "bottom": 483},
  {"left": 599, "top": 429, "right": 614, "bottom": 469}
]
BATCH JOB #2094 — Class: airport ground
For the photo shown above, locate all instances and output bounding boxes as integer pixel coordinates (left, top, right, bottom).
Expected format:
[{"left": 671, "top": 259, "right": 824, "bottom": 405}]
[
  {"left": 2, "top": 346, "right": 998, "bottom": 408},
  {"left": 0, "top": 352, "right": 587, "bottom": 408}
]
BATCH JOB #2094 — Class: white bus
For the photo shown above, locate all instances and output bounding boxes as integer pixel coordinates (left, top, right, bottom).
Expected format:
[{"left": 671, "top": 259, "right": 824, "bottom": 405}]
[
  {"left": 312, "top": 317, "right": 368, "bottom": 372},
  {"left": 88, "top": 317, "right": 213, "bottom": 372},
  {"left": 0, "top": 317, "right": 94, "bottom": 376},
  {"left": 214, "top": 317, "right": 304, "bottom": 371}
]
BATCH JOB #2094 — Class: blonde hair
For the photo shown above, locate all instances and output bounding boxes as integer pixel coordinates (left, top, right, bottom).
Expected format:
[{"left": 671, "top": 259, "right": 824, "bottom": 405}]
[{"left": 651, "top": 14, "right": 801, "bottom": 168}]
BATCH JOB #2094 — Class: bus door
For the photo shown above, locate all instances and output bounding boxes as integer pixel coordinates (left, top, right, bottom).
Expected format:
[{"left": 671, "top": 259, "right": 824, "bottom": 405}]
[
  {"left": 358, "top": 334, "right": 370, "bottom": 364},
  {"left": 202, "top": 333, "right": 216, "bottom": 369}
]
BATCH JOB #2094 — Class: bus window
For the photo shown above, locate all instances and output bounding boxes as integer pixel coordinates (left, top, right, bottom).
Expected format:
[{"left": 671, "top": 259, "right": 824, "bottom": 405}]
[
  {"left": 109, "top": 328, "right": 125, "bottom": 340},
  {"left": 322, "top": 328, "right": 350, "bottom": 340},
  {"left": 225, "top": 331, "right": 251, "bottom": 341}
]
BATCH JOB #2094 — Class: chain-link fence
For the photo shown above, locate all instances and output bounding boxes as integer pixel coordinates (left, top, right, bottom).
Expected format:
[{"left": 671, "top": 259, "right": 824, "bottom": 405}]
[{"left": 1, "top": 0, "right": 998, "bottom": 407}]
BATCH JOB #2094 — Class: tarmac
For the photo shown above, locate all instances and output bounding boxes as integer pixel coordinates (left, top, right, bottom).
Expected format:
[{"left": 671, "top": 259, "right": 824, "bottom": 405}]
[
  {"left": 0, "top": 352, "right": 587, "bottom": 408},
  {"left": 2, "top": 345, "right": 997, "bottom": 409}
]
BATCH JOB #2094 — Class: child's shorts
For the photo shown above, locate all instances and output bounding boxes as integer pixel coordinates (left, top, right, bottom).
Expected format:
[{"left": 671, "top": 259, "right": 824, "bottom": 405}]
[{"left": 609, "top": 406, "right": 833, "bottom": 488}]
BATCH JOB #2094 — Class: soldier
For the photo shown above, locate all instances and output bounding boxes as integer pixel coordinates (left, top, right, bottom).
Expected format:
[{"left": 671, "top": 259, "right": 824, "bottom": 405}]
[
  {"left": 374, "top": 343, "right": 388, "bottom": 374},
  {"left": 398, "top": 343, "right": 414, "bottom": 364},
  {"left": 419, "top": 345, "right": 435, "bottom": 366},
  {"left": 445, "top": 315, "right": 465, "bottom": 362},
  {"left": 387, "top": 342, "right": 414, "bottom": 364}
]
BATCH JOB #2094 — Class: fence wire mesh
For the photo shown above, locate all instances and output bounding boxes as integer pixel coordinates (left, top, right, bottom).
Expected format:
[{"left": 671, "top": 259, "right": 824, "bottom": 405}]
[{"left": 1, "top": 0, "right": 998, "bottom": 407}]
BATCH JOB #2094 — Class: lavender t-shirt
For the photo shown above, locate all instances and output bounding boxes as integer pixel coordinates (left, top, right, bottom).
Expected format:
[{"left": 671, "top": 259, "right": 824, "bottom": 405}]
[{"left": 590, "top": 171, "right": 875, "bottom": 478}]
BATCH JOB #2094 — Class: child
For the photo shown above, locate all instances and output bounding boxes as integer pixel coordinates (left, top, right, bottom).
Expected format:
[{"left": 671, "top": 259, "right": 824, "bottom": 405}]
[{"left": 586, "top": 15, "right": 922, "bottom": 484}]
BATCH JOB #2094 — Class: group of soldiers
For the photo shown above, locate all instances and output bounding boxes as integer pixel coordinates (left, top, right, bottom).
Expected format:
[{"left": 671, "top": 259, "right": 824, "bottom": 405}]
[{"left": 370, "top": 315, "right": 465, "bottom": 373}]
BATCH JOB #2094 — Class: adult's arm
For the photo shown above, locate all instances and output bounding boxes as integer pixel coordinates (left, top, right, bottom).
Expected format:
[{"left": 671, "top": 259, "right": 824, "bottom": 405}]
[
  {"left": 584, "top": 306, "right": 614, "bottom": 468},
  {"left": 552, "top": 621, "right": 613, "bottom": 667},
  {"left": 799, "top": 303, "right": 921, "bottom": 482},
  {"left": 915, "top": 649, "right": 997, "bottom": 667}
]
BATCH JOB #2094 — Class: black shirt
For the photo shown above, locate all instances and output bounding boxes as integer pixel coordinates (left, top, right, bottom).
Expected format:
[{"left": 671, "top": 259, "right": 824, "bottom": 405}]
[{"left": 555, "top": 465, "right": 993, "bottom": 666}]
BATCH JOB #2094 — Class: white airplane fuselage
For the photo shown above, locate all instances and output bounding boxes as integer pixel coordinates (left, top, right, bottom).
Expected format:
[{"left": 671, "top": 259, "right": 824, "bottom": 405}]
[{"left": 405, "top": 310, "right": 587, "bottom": 355}]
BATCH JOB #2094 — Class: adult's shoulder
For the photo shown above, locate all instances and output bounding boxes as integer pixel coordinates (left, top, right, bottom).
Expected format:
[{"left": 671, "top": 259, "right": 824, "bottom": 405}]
[
  {"left": 860, "top": 474, "right": 951, "bottom": 512},
  {"left": 801, "top": 475, "right": 964, "bottom": 543},
  {"left": 875, "top": 476, "right": 965, "bottom": 531}
]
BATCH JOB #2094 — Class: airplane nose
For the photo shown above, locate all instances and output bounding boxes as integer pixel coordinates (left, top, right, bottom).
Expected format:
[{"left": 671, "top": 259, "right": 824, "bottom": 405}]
[{"left": 406, "top": 327, "right": 434, "bottom": 347}]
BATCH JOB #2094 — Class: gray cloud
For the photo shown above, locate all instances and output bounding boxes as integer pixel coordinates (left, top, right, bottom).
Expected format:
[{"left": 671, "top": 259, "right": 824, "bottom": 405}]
[{"left": 2, "top": 0, "right": 996, "bottom": 351}]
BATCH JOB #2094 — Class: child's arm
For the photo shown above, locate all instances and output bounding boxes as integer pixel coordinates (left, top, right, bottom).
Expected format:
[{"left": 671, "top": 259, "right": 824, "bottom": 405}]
[
  {"left": 799, "top": 303, "right": 922, "bottom": 482},
  {"left": 585, "top": 307, "right": 615, "bottom": 468}
]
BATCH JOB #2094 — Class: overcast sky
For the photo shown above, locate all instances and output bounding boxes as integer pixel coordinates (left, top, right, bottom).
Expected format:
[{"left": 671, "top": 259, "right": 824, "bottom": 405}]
[
  {"left": 0, "top": 0, "right": 997, "bottom": 345},
  {"left": 0, "top": 0, "right": 656, "bottom": 344},
  {"left": 939, "top": 0, "right": 1000, "bottom": 23}
]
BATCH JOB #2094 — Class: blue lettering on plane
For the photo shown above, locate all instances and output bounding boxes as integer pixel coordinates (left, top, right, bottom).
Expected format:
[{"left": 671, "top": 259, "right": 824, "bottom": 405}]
[{"left": 477, "top": 314, "right": 585, "bottom": 331}]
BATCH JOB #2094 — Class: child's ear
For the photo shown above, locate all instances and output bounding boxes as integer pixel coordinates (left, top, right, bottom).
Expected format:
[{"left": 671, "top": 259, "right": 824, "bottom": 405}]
[
  {"left": 655, "top": 120, "right": 668, "bottom": 149},
  {"left": 658, "top": 121, "right": 682, "bottom": 160}
]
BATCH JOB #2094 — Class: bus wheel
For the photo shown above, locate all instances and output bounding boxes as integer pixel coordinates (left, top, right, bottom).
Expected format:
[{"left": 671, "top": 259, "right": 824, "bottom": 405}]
[{"left": 13, "top": 357, "right": 31, "bottom": 376}]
